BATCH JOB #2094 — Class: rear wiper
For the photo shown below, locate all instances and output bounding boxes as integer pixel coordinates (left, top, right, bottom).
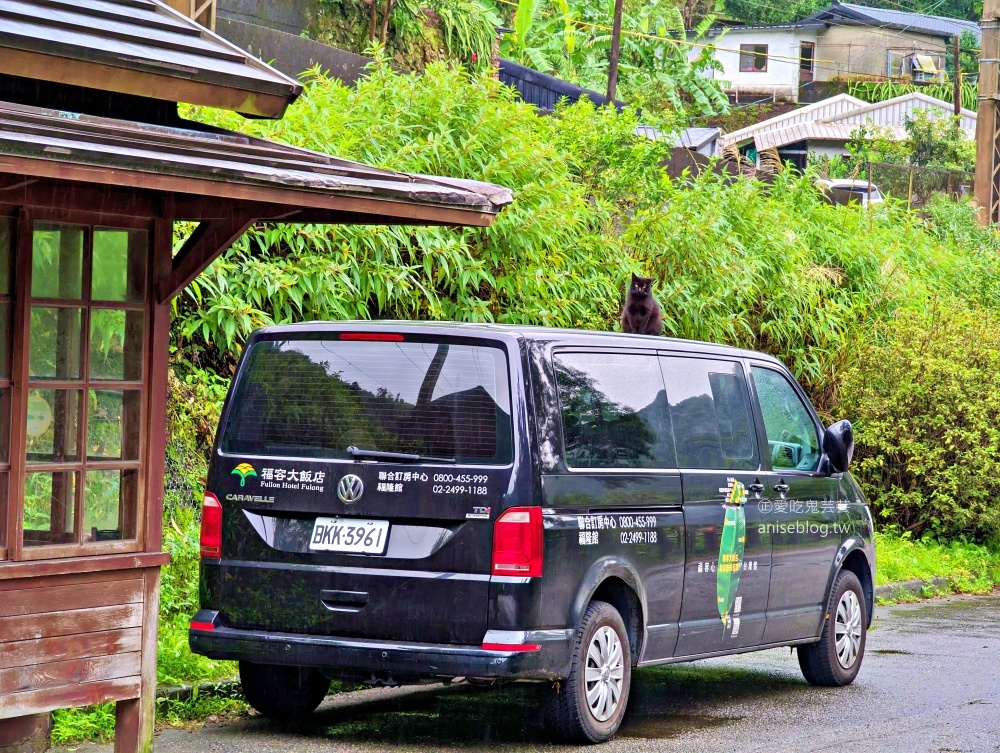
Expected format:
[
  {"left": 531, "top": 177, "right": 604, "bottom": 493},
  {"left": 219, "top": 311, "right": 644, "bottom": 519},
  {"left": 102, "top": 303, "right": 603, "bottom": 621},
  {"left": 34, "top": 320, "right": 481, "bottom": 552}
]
[{"left": 346, "top": 446, "right": 456, "bottom": 464}]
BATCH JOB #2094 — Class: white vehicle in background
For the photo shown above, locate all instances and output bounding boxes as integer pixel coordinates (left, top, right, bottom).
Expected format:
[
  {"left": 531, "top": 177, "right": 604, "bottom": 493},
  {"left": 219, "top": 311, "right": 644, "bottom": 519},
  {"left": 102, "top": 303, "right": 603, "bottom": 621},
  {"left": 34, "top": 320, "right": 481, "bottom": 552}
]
[{"left": 816, "top": 179, "right": 884, "bottom": 207}]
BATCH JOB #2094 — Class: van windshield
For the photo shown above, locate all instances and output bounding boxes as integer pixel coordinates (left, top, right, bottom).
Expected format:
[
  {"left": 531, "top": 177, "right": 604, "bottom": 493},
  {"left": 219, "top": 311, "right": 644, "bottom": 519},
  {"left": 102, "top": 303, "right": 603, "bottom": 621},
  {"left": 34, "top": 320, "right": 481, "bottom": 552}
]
[{"left": 221, "top": 338, "right": 513, "bottom": 465}]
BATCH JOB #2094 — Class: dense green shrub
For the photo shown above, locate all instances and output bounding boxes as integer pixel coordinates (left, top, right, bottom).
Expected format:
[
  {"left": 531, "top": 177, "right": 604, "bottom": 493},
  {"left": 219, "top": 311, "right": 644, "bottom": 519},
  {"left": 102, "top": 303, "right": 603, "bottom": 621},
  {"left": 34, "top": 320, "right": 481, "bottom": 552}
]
[
  {"left": 175, "top": 61, "right": 1000, "bottom": 545},
  {"left": 625, "top": 172, "right": 1000, "bottom": 410},
  {"left": 180, "top": 60, "right": 665, "bottom": 357},
  {"left": 839, "top": 304, "right": 1000, "bottom": 542}
]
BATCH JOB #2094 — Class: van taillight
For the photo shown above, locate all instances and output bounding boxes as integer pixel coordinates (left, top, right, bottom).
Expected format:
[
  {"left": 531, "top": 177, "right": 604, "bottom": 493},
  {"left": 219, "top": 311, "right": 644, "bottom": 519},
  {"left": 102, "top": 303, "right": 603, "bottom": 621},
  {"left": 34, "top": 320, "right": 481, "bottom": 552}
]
[
  {"left": 200, "top": 492, "right": 223, "bottom": 559},
  {"left": 491, "top": 507, "right": 543, "bottom": 577}
]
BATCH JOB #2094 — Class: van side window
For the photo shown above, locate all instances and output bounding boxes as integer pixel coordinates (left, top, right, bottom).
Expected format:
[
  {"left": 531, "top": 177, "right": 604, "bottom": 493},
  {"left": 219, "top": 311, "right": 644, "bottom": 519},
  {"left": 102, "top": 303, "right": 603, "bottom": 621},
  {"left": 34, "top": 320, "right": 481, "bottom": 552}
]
[
  {"left": 751, "top": 367, "right": 821, "bottom": 471},
  {"left": 661, "top": 358, "right": 758, "bottom": 470},
  {"left": 554, "top": 352, "right": 675, "bottom": 469}
]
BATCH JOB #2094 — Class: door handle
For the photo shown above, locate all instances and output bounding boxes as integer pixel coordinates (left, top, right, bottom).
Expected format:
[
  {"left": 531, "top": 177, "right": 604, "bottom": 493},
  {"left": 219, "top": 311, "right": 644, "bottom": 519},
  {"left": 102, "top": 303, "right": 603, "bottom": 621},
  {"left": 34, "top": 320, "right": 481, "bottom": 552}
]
[
  {"left": 748, "top": 482, "right": 765, "bottom": 495},
  {"left": 773, "top": 483, "right": 790, "bottom": 495}
]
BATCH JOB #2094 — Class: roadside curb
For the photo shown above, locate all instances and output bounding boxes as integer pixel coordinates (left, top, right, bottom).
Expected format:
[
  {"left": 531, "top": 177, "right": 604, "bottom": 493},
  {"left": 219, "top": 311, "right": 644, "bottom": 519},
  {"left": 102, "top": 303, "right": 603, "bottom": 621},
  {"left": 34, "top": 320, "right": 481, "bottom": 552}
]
[
  {"left": 156, "top": 680, "right": 242, "bottom": 702},
  {"left": 874, "top": 576, "right": 952, "bottom": 602}
]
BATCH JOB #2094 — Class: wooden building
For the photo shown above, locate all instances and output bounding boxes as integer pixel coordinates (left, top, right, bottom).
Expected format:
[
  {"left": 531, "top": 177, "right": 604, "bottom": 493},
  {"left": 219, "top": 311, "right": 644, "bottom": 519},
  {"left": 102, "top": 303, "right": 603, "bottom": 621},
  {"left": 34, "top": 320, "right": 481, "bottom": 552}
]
[{"left": 0, "top": 1, "right": 510, "bottom": 750}]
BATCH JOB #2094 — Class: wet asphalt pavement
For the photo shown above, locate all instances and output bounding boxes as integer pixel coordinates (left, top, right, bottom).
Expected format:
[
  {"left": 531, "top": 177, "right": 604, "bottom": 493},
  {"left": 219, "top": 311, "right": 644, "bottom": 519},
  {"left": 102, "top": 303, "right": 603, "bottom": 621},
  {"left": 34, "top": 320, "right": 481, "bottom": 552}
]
[{"left": 60, "top": 594, "right": 1000, "bottom": 753}]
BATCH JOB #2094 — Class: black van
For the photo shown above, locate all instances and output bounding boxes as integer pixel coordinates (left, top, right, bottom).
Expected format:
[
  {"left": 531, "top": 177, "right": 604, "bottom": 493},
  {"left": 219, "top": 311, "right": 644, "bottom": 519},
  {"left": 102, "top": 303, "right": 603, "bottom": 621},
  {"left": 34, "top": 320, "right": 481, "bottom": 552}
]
[{"left": 190, "top": 323, "right": 875, "bottom": 743}]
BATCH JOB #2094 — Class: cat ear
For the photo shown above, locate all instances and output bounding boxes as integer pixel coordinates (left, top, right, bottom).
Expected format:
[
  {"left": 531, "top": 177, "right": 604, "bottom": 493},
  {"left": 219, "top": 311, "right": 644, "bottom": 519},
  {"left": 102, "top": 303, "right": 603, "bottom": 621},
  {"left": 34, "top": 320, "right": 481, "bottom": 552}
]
[{"left": 631, "top": 272, "right": 640, "bottom": 284}]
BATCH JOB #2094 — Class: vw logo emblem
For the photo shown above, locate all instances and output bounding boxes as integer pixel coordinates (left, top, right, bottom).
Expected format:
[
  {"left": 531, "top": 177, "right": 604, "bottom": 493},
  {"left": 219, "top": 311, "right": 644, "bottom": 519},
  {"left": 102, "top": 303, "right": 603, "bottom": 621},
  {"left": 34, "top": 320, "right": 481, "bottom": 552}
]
[{"left": 337, "top": 474, "right": 364, "bottom": 504}]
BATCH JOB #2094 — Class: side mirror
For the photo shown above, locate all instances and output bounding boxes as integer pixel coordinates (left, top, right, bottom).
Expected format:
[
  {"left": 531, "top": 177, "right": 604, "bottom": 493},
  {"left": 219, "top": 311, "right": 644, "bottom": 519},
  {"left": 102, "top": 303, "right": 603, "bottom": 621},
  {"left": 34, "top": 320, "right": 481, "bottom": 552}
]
[{"left": 822, "top": 419, "right": 854, "bottom": 474}]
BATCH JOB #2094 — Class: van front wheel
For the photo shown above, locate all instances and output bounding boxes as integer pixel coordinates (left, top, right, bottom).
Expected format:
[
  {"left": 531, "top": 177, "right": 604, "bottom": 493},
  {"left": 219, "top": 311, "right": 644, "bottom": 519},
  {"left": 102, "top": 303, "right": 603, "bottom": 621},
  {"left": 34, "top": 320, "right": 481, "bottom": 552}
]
[
  {"left": 239, "top": 661, "right": 331, "bottom": 722},
  {"left": 546, "top": 600, "right": 632, "bottom": 744},
  {"left": 797, "top": 569, "right": 867, "bottom": 686}
]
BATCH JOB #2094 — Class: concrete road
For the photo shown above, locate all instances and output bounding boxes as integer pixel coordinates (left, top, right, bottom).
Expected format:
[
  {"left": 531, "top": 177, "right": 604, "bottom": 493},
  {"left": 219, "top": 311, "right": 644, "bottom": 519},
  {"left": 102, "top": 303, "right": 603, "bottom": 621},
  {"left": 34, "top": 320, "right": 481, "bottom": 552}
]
[{"left": 60, "top": 594, "right": 1000, "bottom": 753}]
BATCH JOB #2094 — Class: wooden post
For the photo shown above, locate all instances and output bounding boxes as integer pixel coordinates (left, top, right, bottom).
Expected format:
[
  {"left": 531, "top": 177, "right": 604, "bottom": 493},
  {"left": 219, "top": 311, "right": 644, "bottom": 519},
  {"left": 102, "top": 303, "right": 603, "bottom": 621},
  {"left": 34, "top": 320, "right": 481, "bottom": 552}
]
[
  {"left": 953, "top": 33, "right": 962, "bottom": 115},
  {"left": 606, "top": 0, "right": 624, "bottom": 103},
  {"left": 974, "top": 0, "right": 1000, "bottom": 225}
]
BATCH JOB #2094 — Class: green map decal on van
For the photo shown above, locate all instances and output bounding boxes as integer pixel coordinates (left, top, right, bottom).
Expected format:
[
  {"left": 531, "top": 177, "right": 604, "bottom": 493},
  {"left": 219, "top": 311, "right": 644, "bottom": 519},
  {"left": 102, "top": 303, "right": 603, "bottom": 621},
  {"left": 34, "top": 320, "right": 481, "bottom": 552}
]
[{"left": 717, "top": 480, "right": 747, "bottom": 632}]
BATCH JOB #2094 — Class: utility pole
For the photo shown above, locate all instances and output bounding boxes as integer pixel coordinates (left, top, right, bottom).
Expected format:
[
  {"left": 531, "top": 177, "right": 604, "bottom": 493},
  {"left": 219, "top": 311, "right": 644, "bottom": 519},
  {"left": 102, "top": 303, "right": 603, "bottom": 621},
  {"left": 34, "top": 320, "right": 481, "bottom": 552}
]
[
  {"left": 953, "top": 33, "right": 962, "bottom": 115},
  {"left": 606, "top": 0, "right": 623, "bottom": 103},
  {"left": 974, "top": 0, "right": 1000, "bottom": 225}
]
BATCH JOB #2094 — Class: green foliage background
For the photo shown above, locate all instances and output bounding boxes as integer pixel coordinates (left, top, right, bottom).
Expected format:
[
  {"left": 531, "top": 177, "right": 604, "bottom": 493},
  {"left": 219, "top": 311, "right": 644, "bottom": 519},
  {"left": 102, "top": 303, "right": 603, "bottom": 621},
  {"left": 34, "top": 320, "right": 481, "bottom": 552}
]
[{"left": 168, "top": 59, "right": 1000, "bottom": 546}]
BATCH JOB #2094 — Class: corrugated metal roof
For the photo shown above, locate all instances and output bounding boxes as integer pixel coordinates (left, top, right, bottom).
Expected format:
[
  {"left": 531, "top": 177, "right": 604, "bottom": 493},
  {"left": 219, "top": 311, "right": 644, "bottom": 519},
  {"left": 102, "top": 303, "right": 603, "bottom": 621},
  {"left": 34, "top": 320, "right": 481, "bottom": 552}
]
[
  {"left": 822, "top": 91, "right": 977, "bottom": 131},
  {"left": 0, "top": 99, "right": 512, "bottom": 219},
  {"left": 806, "top": 2, "right": 981, "bottom": 42},
  {"left": 719, "top": 93, "right": 867, "bottom": 147},
  {"left": 755, "top": 122, "right": 907, "bottom": 150},
  {"left": 678, "top": 127, "right": 721, "bottom": 150},
  {"left": 0, "top": 0, "right": 302, "bottom": 117}
]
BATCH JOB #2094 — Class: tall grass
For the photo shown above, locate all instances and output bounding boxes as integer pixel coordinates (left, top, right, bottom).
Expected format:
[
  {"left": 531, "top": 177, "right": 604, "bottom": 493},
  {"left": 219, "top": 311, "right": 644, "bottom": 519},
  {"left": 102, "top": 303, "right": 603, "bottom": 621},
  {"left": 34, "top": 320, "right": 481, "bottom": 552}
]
[{"left": 848, "top": 80, "right": 979, "bottom": 112}]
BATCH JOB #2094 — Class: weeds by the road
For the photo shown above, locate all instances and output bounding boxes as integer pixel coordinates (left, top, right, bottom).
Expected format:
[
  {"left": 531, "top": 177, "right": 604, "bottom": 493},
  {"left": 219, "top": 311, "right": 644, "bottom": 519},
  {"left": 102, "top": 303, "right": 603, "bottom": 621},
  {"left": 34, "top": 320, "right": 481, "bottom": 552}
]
[{"left": 875, "top": 531, "right": 1000, "bottom": 599}]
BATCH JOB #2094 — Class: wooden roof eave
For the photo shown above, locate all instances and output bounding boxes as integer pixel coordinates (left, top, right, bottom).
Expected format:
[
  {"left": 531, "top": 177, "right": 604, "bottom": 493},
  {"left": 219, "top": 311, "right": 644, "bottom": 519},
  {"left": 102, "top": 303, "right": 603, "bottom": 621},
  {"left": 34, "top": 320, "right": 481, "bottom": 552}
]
[
  {"left": 0, "top": 47, "right": 295, "bottom": 119},
  {"left": 0, "top": 152, "right": 502, "bottom": 226}
]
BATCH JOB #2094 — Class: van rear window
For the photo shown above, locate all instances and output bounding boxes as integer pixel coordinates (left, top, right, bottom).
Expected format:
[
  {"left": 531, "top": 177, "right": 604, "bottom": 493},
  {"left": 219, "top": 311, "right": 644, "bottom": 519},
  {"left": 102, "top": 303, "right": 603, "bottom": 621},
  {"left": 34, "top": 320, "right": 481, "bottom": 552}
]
[{"left": 221, "top": 339, "right": 512, "bottom": 464}]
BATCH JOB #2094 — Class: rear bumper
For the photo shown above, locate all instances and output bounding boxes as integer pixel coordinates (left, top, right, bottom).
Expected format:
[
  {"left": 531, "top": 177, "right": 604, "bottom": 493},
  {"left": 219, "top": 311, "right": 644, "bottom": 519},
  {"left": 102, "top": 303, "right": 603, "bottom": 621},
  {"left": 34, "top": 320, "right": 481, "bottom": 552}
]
[{"left": 189, "top": 612, "right": 574, "bottom": 681}]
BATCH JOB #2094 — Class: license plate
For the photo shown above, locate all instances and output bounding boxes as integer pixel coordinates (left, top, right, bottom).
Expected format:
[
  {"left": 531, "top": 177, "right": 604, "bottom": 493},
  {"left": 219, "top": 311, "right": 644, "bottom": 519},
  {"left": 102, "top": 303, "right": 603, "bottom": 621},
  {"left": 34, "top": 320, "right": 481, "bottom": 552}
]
[{"left": 309, "top": 517, "right": 390, "bottom": 554}]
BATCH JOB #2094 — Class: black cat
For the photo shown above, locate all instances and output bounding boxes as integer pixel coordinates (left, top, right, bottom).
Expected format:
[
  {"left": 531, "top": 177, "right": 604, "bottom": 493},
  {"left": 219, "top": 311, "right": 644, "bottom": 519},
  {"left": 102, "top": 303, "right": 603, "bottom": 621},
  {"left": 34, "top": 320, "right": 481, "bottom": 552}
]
[{"left": 620, "top": 273, "right": 663, "bottom": 336}]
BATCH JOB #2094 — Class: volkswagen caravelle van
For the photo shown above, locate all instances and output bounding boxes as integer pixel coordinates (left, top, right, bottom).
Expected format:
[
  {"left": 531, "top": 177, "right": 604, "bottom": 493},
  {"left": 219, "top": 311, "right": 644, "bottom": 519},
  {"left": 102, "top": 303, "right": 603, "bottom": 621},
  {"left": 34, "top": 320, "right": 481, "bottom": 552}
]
[{"left": 190, "top": 323, "right": 875, "bottom": 743}]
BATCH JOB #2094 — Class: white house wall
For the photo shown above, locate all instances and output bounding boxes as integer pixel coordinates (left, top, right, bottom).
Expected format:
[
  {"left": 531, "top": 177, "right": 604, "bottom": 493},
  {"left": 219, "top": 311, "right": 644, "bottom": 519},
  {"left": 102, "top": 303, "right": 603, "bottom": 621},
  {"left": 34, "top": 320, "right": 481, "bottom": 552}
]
[{"left": 703, "top": 28, "right": 819, "bottom": 103}]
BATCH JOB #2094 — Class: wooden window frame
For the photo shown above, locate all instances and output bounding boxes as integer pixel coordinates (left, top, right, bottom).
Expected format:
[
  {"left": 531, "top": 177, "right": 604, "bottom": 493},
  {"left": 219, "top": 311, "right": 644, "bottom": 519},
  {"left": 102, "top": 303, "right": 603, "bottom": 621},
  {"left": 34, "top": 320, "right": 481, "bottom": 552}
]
[
  {"left": 739, "top": 44, "right": 769, "bottom": 73},
  {"left": 8, "top": 208, "right": 152, "bottom": 561},
  {"left": 800, "top": 42, "right": 815, "bottom": 73},
  {"left": 0, "top": 209, "right": 14, "bottom": 560}
]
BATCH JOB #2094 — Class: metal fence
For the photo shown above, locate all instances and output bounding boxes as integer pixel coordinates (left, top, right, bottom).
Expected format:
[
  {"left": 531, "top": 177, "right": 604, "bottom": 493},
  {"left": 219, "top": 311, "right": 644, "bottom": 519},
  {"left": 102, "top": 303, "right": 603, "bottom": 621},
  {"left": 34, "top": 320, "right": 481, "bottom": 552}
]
[{"left": 865, "top": 162, "right": 974, "bottom": 209}]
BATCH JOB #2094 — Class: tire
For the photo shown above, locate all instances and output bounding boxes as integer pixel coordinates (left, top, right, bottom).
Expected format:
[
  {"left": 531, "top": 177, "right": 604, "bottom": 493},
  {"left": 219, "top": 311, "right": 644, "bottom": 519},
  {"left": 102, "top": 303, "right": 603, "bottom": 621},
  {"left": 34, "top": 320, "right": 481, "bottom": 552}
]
[
  {"left": 238, "top": 661, "right": 331, "bottom": 722},
  {"left": 546, "top": 600, "right": 632, "bottom": 744},
  {"left": 797, "top": 569, "right": 867, "bottom": 686}
]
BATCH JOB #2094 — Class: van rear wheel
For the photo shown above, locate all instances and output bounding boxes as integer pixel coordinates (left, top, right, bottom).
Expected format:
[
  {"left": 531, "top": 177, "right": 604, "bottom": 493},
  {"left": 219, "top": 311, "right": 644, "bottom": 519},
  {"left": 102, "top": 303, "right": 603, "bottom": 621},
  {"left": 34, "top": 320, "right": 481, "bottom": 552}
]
[
  {"left": 797, "top": 569, "right": 867, "bottom": 686},
  {"left": 238, "top": 661, "right": 331, "bottom": 722},
  {"left": 546, "top": 600, "right": 631, "bottom": 744}
]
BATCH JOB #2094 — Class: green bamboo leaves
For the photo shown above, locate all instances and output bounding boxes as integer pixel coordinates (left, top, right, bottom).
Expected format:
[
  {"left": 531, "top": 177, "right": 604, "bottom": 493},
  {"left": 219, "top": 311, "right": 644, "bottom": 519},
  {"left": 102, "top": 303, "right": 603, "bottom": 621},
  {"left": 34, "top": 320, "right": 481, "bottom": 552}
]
[{"left": 717, "top": 479, "right": 747, "bottom": 633}]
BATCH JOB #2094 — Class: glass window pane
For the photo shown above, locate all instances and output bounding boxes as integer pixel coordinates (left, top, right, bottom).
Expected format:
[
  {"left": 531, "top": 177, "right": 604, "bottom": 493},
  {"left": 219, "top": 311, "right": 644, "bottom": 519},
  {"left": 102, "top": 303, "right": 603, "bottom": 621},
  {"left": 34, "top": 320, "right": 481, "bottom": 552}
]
[
  {"left": 89, "top": 309, "right": 144, "bottom": 381},
  {"left": 26, "top": 389, "right": 80, "bottom": 463},
  {"left": 554, "top": 352, "right": 675, "bottom": 469},
  {"left": 85, "top": 469, "right": 137, "bottom": 542},
  {"left": 30, "top": 306, "right": 82, "bottom": 379},
  {"left": 87, "top": 390, "right": 141, "bottom": 461},
  {"left": 23, "top": 470, "right": 76, "bottom": 547},
  {"left": 0, "top": 302, "right": 11, "bottom": 380},
  {"left": 0, "top": 472, "right": 7, "bottom": 556},
  {"left": 32, "top": 223, "right": 83, "bottom": 299},
  {"left": 221, "top": 340, "right": 512, "bottom": 464},
  {"left": 662, "top": 358, "right": 758, "bottom": 471},
  {"left": 0, "top": 216, "right": 12, "bottom": 296},
  {"left": 93, "top": 229, "right": 147, "bottom": 302},
  {"left": 751, "top": 367, "right": 822, "bottom": 472},
  {"left": 0, "top": 388, "right": 10, "bottom": 463}
]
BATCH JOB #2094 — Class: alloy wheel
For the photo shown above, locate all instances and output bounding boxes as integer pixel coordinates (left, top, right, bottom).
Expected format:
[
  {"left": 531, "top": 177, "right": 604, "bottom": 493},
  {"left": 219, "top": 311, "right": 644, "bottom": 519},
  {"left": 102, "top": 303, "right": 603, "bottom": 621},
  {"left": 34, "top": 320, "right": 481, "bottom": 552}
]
[
  {"left": 584, "top": 625, "right": 625, "bottom": 722},
  {"left": 835, "top": 589, "right": 863, "bottom": 669}
]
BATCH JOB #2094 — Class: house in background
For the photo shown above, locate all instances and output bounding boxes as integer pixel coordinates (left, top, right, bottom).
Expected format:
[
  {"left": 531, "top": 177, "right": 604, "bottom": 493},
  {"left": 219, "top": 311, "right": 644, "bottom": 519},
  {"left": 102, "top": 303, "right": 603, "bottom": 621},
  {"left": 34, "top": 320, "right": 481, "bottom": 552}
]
[
  {"left": 719, "top": 91, "right": 976, "bottom": 169},
  {"left": 698, "top": 1, "right": 981, "bottom": 103}
]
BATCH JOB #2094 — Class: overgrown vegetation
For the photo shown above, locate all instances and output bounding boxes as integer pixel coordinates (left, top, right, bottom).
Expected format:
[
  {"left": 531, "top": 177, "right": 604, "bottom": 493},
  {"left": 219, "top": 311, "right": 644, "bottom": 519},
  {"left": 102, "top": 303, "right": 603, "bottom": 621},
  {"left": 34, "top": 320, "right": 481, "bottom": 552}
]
[
  {"left": 177, "top": 59, "right": 1000, "bottom": 546},
  {"left": 849, "top": 79, "right": 980, "bottom": 113},
  {"left": 875, "top": 532, "right": 1000, "bottom": 596},
  {"left": 500, "top": 0, "right": 729, "bottom": 116}
]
